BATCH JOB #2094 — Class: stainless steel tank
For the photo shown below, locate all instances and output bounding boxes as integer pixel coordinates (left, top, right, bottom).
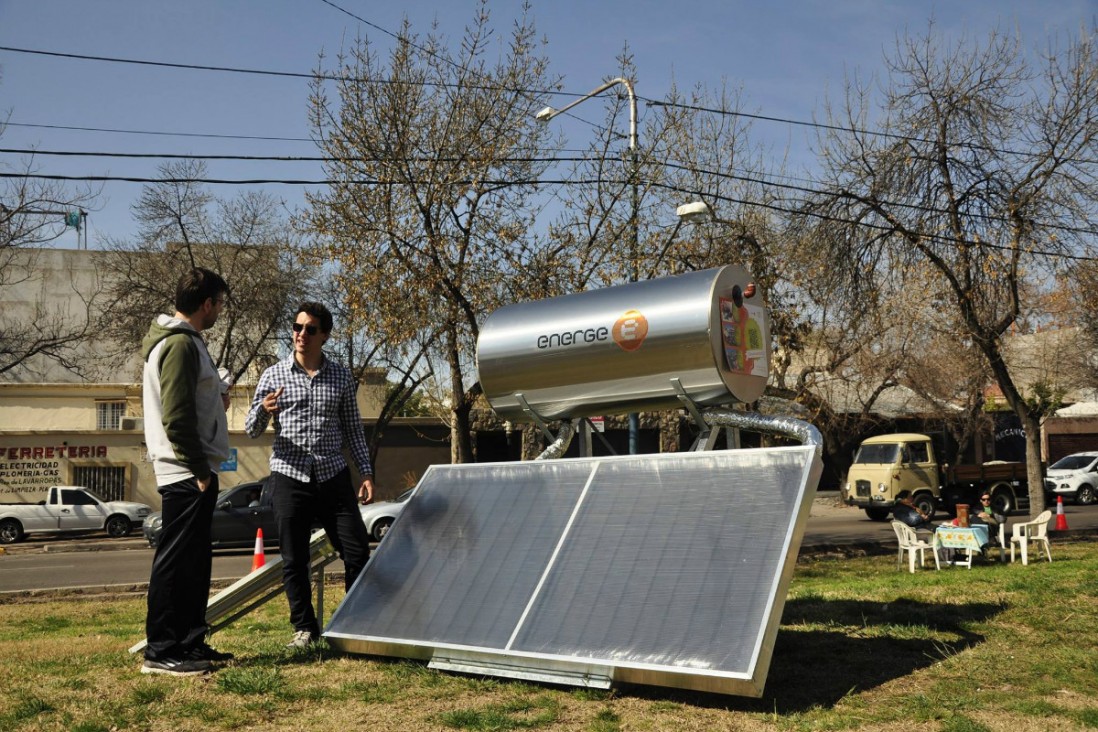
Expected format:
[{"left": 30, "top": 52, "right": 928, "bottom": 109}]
[{"left": 477, "top": 266, "right": 769, "bottom": 421}]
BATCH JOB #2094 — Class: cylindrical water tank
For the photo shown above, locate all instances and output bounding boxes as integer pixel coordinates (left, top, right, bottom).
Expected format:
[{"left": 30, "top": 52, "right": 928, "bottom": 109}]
[{"left": 477, "top": 266, "right": 769, "bottom": 422}]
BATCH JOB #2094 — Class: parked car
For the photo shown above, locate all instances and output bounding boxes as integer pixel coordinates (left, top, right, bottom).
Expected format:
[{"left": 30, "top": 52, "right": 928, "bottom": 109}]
[
  {"left": 1043, "top": 452, "right": 1098, "bottom": 505},
  {"left": 142, "top": 478, "right": 414, "bottom": 548},
  {"left": 144, "top": 476, "right": 271, "bottom": 549},
  {"left": 0, "top": 486, "right": 151, "bottom": 544},
  {"left": 359, "top": 488, "right": 415, "bottom": 541}
]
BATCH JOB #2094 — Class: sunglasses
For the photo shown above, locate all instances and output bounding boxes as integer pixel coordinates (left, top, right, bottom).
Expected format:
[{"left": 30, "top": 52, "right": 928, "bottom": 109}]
[
  {"left": 980, "top": 497, "right": 991, "bottom": 502},
  {"left": 292, "top": 322, "right": 319, "bottom": 336}
]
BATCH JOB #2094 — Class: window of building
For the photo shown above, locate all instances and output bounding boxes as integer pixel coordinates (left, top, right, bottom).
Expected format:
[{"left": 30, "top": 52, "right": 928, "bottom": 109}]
[
  {"left": 96, "top": 401, "right": 126, "bottom": 430},
  {"left": 71, "top": 465, "right": 128, "bottom": 502}
]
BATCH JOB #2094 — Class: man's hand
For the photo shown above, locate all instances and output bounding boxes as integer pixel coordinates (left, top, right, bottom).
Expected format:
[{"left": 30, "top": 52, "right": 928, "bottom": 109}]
[
  {"left": 358, "top": 477, "right": 374, "bottom": 505},
  {"left": 197, "top": 475, "right": 213, "bottom": 493},
  {"left": 262, "top": 386, "right": 284, "bottom": 414}
]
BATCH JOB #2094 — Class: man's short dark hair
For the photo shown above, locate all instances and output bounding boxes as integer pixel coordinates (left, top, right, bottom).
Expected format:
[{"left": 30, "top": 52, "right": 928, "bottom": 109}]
[
  {"left": 896, "top": 490, "right": 912, "bottom": 501},
  {"left": 175, "top": 268, "right": 229, "bottom": 315},
  {"left": 296, "top": 301, "right": 334, "bottom": 334}
]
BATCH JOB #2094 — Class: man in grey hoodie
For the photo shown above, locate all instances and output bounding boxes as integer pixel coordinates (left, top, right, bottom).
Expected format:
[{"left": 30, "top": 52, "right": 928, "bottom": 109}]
[{"left": 140, "top": 267, "right": 233, "bottom": 676}]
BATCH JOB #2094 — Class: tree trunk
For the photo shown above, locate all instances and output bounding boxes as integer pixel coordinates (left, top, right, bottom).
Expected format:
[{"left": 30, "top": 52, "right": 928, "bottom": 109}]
[
  {"left": 444, "top": 325, "right": 475, "bottom": 464},
  {"left": 1022, "top": 411, "right": 1045, "bottom": 519}
]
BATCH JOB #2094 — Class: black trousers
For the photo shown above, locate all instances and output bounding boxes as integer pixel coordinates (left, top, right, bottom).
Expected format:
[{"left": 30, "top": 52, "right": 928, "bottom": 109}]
[
  {"left": 271, "top": 468, "right": 370, "bottom": 635},
  {"left": 145, "top": 474, "right": 219, "bottom": 661}
]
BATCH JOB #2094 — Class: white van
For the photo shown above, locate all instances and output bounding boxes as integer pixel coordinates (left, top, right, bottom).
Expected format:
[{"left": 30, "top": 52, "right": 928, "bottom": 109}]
[{"left": 1043, "top": 452, "right": 1098, "bottom": 505}]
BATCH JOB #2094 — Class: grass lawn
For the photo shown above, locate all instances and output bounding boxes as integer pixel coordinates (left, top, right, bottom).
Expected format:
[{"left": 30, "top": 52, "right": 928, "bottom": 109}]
[{"left": 2, "top": 539, "right": 1097, "bottom": 731}]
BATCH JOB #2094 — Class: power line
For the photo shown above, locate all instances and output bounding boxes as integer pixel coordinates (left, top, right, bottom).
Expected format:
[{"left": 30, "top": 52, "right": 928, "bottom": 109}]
[
  {"left": 8, "top": 145, "right": 1096, "bottom": 240},
  {"left": 2, "top": 121, "right": 315, "bottom": 143},
  {"left": 0, "top": 171, "right": 601, "bottom": 186},
  {"left": 6, "top": 45, "right": 1086, "bottom": 165},
  {"left": 313, "top": 0, "right": 607, "bottom": 132},
  {"left": 0, "top": 44, "right": 592, "bottom": 105},
  {"left": 649, "top": 180, "right": 1098, "bottom": 263},
  {"left": 657, "top": 159, "right": 1098, "bottom": 240},
  {"left": 1, "top": 122, "right": 597, "bottom": 158},
  {"left": 0, "top": 147, "right": 590, "bottom": 164},
  {"left": 643, "top": 97, "right": 1084, "bottom": 162}
]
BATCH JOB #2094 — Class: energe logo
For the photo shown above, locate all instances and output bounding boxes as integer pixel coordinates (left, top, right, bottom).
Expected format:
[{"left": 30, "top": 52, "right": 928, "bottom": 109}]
[{"left": 613, "top": 309, "right": 648, "bottom": 352}]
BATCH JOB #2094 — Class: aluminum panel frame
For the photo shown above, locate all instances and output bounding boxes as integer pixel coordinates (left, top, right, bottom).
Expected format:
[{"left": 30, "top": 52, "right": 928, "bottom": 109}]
[{"left": 325, "top": 445, "right": 820, "bottom": 697}]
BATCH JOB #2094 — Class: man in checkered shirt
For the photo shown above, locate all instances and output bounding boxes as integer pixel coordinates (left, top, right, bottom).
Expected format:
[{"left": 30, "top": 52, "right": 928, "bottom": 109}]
[{"left": 245, "top": 301, "right": 374, "bottom": 648}]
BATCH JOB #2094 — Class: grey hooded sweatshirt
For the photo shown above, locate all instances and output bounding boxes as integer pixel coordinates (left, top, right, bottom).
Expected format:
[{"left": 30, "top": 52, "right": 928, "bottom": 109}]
[{"left": 141, "top": 315, "right": 230, "bottom": 487}]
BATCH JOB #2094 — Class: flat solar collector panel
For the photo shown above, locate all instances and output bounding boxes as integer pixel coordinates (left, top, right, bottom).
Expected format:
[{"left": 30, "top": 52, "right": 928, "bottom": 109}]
[{"left": 326, "top": 445, "right": 820, "bottom": 696}]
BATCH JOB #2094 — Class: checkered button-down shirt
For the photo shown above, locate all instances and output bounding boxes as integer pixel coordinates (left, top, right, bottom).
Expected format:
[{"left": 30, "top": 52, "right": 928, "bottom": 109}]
[{"left": 245, "top": 354, "right": 373, "bottom": 483}]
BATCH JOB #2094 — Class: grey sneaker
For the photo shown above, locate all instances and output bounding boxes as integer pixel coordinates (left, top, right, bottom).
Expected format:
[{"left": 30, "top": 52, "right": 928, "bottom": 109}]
[
  {"left": 141, "top": 657, "right": 212, "bottom": 676},
  {"left": 286, "top": 630, "right": 318, "bottom": 649}
]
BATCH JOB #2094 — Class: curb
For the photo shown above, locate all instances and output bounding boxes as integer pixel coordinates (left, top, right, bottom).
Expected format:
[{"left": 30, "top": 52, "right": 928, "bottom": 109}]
[
  {"left": 0, "top": 571, "right": 350, "bottom": 603},
  {"left": 0, "top": 537, "right": 147, "bottom": 555}
]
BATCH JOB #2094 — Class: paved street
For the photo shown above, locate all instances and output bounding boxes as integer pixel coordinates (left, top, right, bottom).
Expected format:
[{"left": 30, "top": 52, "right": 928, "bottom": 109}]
[{"left": 1, "top": 494, "right": 1095, "bottom": 595}]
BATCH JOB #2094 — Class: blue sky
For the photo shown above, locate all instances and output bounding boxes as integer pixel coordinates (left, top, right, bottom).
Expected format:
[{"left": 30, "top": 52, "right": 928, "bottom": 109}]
[{"left": 1, "top": 0, "right": 1095, "bottom": 246}]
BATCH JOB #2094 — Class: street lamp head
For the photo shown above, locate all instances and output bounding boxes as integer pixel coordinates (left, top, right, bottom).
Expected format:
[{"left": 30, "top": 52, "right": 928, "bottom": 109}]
[
  {"left": 534, "top": 106, "right": 558, "bottom": 122},
  {"left": 676, "top": 200, "right": 711, "bottom": 223}
]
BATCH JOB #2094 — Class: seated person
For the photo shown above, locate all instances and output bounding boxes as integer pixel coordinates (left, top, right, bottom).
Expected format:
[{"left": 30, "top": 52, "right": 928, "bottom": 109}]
[
  {"left": 893, "top": 490, "right": 936, "bottom": 531},
  {"left": 969, "top": 492, "right": 1007, "bottom": 549},
  {"left": 247, "top": 489, "right": 261, "bottom": 508}
]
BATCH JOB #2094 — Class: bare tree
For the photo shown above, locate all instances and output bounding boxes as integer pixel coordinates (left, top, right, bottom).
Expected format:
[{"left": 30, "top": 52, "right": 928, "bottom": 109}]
[
  {"left": 0, "top": 137, "right": 100, "bottom": 380},
  {"left": 804, "top": 24, "right": 1098, "bottom": 515},
  {"left": 317, "top": 275, "right": 434, "bottom": 463},
  {"left": 305, "top": 3, "right": 553, "bottom": 463},
  {"left": 98, "top": 161, "right": 309, "bottom": 382}
]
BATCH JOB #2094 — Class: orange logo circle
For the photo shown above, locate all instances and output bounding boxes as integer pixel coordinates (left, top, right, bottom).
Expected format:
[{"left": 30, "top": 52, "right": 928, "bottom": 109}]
[{"left": 613, "top": 310, "right": 648, "bottom": 352}]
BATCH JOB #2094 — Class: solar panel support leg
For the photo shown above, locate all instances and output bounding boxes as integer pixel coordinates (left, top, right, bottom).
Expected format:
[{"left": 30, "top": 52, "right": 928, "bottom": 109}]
[
  {"left": 671, "top": 378, "right": 718, "bottom": 451},
  {"left": 515, "top": 392, "right": 556, "bottom": 444}
]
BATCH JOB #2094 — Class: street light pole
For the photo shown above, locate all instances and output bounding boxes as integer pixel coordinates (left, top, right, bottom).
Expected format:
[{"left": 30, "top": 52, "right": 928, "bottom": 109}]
[{"left": 537, "top": 77, "right": 643, "bottom": 454}]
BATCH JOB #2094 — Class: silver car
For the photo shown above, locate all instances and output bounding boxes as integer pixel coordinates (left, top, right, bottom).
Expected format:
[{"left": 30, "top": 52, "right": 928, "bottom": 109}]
[{"left": 358, "top": 488, "right": 415, "bottom": 541}]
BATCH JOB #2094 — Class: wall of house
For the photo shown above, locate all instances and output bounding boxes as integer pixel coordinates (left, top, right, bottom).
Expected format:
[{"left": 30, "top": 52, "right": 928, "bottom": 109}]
[
  {"left": 0, "top": 422, "right": 455, "bottom": 508},
  {"left": 1043, "top": 414, "right": 1098, "bottom": 463},
  {"left": 0, "top": 383, "right": 453, "bottom": 507}
]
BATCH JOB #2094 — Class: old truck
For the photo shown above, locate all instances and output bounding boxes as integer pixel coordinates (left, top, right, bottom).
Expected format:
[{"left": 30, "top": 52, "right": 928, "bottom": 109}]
[
  {"left": 0, "top": 486, "right": 152, "bottom": 543},
  {"left": 841, "top": 433, "right": 1030, "bottom": 521}
]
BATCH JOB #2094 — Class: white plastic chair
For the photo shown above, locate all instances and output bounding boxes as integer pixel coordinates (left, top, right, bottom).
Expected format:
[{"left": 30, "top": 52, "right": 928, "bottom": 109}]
[
  {"left": 1010, "top": 510, "right": 1053, "bottom": 565},
  {"left": 891, "top": 520, "right": 940, "bottom": 573}
]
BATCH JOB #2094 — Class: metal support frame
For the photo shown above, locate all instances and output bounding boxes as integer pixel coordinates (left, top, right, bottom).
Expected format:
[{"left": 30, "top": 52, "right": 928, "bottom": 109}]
[
  {"left": 582, "top": 417, "right": 619, "bottom": 456},
  {"left": 577, "top": 418, "right": 594, "bottom": 457},
  {"left": 669, "top": 378, "right": 824, "bottom": 452},
  {"left": 516, "top": 392, "right": 556, "bottom": 444},
  {"left": 671, "top": 378, "right": 718, "bottom": 451},
  {"left": 129, "top": 530, "right": 339, "bottom": 655},
  {"left": 517, "top": 392, "right": 581, "bottom": 461}
]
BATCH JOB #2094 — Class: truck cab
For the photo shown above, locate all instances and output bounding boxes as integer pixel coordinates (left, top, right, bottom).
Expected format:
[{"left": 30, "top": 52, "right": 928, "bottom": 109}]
[{"left": 842, "top": 433, "right": 940, "bottom": 521}]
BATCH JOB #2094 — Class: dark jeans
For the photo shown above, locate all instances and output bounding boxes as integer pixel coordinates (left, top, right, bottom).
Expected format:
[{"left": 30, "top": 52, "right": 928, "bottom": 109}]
[
  {"left": 145, "top": 474, "right": 219, "bottom": 661},
  {"left": 271, "top": 468, "right": 370, "bottom": 635}
]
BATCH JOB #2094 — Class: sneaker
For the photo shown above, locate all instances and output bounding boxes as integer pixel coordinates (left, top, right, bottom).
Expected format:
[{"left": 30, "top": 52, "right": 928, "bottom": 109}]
[
  {"left": 187, "top": 642, "right": 234, "bottom": 663},
  {"left": 286, "top": 630, "right": 318, "bottom": 649},
  {"left": 141, "top": 657, "right": 212, "bottom": 676}
]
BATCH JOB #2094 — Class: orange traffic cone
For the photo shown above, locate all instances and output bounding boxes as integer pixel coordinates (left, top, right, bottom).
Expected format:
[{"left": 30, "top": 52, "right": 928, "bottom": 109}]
[
  {"left": 1054, "top": 496, "right": 1069, "bottom": 531},
  {"left": 251, "top": 528, "right": 266, "bottom": 571}
]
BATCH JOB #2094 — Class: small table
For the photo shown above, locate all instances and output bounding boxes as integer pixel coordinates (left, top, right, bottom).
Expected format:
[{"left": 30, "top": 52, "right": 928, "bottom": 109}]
[{"left": 933, "top": 524, "right": 990, "bottom": 569}]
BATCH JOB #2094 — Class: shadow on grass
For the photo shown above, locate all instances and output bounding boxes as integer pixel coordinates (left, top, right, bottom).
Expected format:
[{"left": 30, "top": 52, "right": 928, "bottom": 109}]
[
  {"left": 618, "top": 597, "right": 1008, "bottom": 714},
  {"left": 229, "top": 597, "right": 1008, "bottom": 715}
]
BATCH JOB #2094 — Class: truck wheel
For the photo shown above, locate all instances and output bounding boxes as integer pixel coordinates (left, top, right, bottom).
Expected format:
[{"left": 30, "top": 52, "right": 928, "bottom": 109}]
[
  {"left": 913, "top": 494, "right": 936, "bottom": 518},
  {"left": 865, "top": 507, "right": 891, "bottom": 522},
  {"left": 0, "top": 519, "right": 24, "bottom": 544},
  {"left": 1076, "top": 484, "right": 1096, "bottom": 506},
  {"left": 989, "top": 490, "right": 1013, "bottom": 516},
  {"left": 105, "top": 515, "right": 132, "bottom": 538}
]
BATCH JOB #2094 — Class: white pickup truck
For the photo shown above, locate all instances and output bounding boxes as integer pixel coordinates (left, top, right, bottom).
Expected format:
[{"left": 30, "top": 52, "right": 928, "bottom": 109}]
[{"left": 0, "top": 486, "right": 152, "bottom": 544}]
